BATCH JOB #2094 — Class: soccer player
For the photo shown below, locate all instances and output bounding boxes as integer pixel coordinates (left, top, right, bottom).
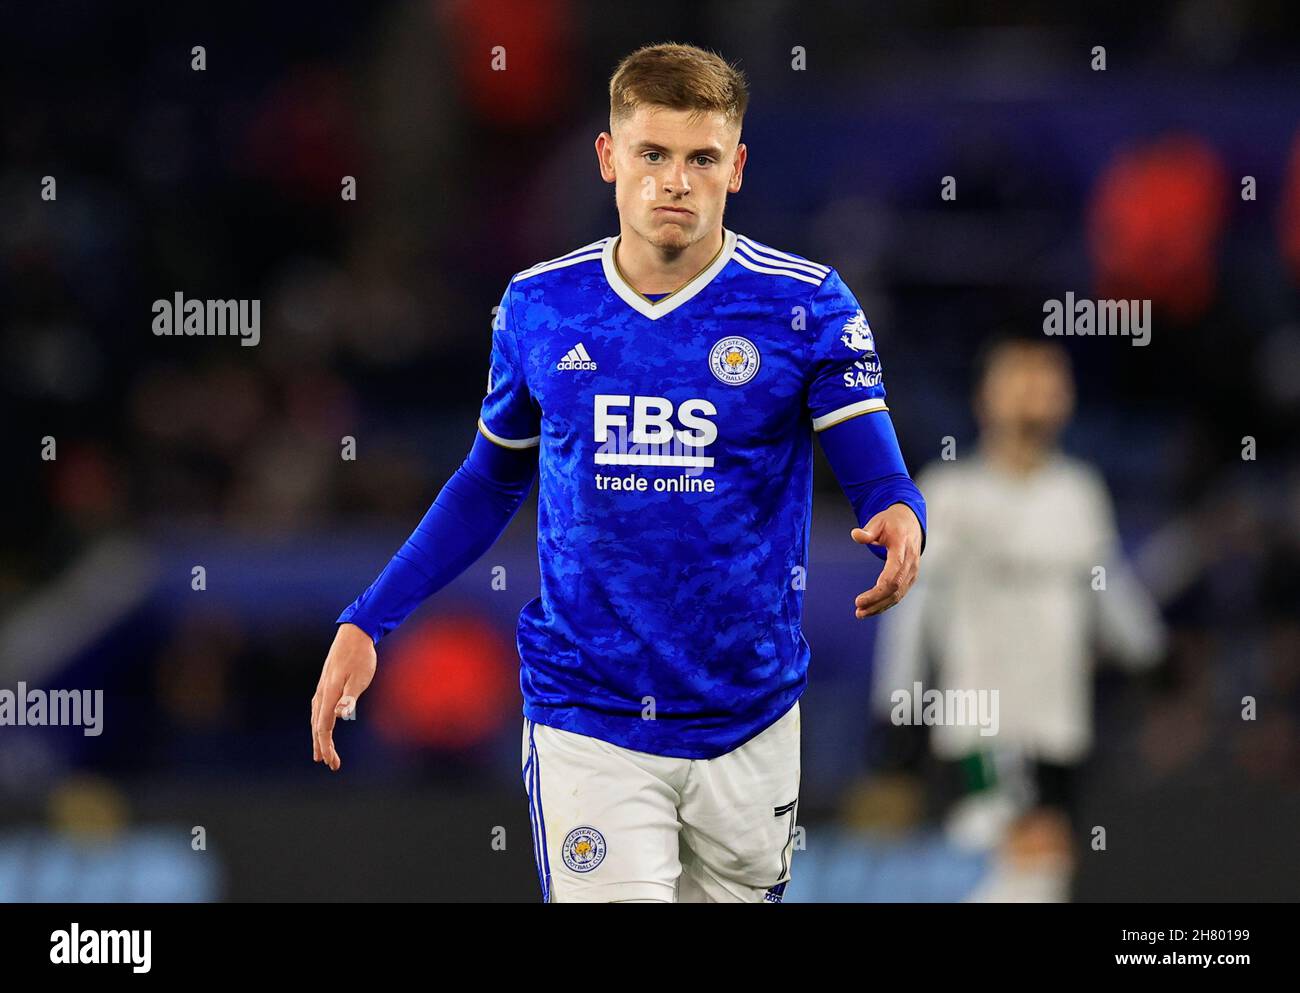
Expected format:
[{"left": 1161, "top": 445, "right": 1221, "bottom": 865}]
[
  {"left": 311, "top": 42, "right": 926, "bottom": 903},
  {"left": 873, "top": 335, "right": 1164, "bottom": 901}
]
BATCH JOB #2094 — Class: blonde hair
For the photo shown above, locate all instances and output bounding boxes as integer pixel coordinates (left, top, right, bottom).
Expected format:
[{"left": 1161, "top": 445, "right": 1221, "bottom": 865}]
[{"left": 609, "top": 42, "right": 748, "bottom": 132}]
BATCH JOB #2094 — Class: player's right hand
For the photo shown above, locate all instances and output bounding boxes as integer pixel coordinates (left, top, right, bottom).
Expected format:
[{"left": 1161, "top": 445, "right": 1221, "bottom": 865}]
[{"left": 312, "top": 622, "right": 377, "bottom": 771}]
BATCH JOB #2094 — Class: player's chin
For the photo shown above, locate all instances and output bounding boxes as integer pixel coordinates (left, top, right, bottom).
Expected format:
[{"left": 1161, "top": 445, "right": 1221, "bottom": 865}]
[{"left": 650, "top": 212, "right": 694, "bottom": 236}]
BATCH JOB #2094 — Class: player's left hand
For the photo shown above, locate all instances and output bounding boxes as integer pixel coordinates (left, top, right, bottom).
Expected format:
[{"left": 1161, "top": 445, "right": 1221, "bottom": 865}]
[{"left": 850, "top": 504, "right": 922, "bottom": 618}]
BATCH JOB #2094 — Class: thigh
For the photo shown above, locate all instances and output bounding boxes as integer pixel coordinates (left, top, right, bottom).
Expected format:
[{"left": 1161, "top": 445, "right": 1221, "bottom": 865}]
[
  {"left": 677, "top": 701, "right": 802, "bottom": 903},
  {"left": 521, "top": 718, "right": 683, "bottom": 903}
]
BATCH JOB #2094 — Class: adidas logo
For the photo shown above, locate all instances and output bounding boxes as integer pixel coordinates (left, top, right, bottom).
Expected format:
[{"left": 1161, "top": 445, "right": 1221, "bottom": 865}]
[{"left": 556, "top": 342, "right": 597, "bottom": 371}]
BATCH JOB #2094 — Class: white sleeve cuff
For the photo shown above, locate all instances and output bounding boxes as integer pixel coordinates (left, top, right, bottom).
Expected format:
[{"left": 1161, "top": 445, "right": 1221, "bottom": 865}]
[
  {"left": 811, "top": 398, "right": 888, "bottom": 432},
  {"left": 478, "top": 417, "right": 540, "bottom": 449}
]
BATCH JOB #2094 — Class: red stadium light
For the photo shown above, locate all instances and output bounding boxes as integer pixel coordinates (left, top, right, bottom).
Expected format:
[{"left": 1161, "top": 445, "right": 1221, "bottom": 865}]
[
  {"left": 1088, "top": 134, "right": 1228, "bottom": 323},
  {"left": 373, "top": 612, "right": 516, "bottom": 750}
]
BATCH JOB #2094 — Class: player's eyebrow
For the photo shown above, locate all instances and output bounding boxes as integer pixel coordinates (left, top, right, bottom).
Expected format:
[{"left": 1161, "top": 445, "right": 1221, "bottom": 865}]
[{"left": 634, "top": 141, "right": 725, "bottom": 159}]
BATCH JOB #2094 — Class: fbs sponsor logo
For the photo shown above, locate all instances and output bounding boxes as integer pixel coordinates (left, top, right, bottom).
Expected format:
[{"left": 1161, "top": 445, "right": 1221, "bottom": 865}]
[
  {"left": 557, "top": 342, "right": 597, "bottom": 370},
  {"left": 593, "top": 394, "right": 718, "bottom": 469}
]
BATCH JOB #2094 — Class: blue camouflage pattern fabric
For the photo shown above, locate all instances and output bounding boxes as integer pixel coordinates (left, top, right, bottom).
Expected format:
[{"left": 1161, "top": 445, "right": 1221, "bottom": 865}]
[{"left": 481, "top": 228, "right": 890, "bottom": 759}]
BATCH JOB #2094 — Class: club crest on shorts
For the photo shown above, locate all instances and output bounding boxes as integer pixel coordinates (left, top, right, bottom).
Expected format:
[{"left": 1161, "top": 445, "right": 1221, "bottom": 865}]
[
  {"left": 561, "top": 826, "right": 607, "bottom": 873},
  {"left": 709, "top": 336, "right": 761, "bottom": 385}
]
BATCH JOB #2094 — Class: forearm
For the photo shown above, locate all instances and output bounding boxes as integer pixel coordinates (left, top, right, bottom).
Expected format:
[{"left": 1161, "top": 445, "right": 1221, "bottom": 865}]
[
  {"left": 818, "top": 411, "right": 927, "bottom": 558},
  {"left": 337, "top": 431, "right": 538, "bottom": 643}
]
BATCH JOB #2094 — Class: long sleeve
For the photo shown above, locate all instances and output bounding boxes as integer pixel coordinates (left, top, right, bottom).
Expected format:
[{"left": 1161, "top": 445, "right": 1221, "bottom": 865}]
[
  {"left": 1081, "top": 471, "right": 1166, "bottom": 670},
  {"left": 337, "top": 431, "right": 538, "bottom": 643},
  {"left": 803, "top": 269, "right": 925, "bottom": 560},
  {"left": 817, "top": 409, "right": 927, "bottom": 560}
]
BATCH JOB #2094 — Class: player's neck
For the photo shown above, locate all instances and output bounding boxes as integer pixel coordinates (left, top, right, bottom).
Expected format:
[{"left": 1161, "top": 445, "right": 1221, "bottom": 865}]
[{"left": 614, "top": 224, "right": 725, "bottom": 296}]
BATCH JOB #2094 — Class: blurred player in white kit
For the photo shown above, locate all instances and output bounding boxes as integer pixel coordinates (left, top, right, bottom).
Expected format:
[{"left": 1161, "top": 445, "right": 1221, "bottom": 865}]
[{"left": 874, "top": 335, "right": 1165, "bottom": 901}]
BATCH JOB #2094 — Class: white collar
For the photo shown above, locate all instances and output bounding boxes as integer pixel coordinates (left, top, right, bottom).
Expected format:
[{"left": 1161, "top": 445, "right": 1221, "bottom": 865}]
[{"left": 601, "top": 228, "right": 736, "bottom": 320}]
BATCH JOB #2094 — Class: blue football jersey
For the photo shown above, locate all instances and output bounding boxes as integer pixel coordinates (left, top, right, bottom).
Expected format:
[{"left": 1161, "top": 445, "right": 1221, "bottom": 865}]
[{"left": 481, "top": 228, "right": 890, "bottom": 759}]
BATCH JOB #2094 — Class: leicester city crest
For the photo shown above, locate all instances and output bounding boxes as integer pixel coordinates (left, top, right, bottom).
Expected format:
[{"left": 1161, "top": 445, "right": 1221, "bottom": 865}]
[
  {"left": 561, "top": 826, "right": 607, "bottom": 873},
  {"left": 709, "top": 335, "right": 761, "bottom": 386}
]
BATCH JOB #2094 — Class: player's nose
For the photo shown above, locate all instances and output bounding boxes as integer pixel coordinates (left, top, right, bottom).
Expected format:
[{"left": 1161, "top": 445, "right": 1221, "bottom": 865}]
[{"left": 664, "top": 167, "right": 691, "bottom": 196}]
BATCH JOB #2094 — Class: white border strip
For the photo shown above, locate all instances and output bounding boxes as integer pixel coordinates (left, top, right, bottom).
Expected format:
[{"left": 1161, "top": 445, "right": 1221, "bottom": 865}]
[
  {"left": 594, "top": 452, "right": 715, "bottom": 467},
  {"left": 478, "top": 417, "right": 540, "bottom": 448},
  {"left": 736, "top": 235, "right": 830, "bottom": 275},
  {"left": 733, "top": 252, "right": 823, "bottom": 286},
  {"left": 515, "top": 251, "right": 604, "bottom": 282},
  {"left": 811, "top": 397, "right": 888, "bottom": 431},
  {"left": 602, "top": 228, "right": 737, "bottom": 321},
  {"left": 517, "top": 238, "right": 612, "bottom": 277},
  {"left": 735, "top": 241, "right": 829, "bottom": 280}
]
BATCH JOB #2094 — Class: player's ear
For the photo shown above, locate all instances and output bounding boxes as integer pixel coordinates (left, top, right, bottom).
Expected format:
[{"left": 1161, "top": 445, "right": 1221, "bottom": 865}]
[
  {"left": 595, "top": 132, "right": 617, "bottom": 184},
  {"left": 729, "top": 142, "right": 747, "bottom": 193}
]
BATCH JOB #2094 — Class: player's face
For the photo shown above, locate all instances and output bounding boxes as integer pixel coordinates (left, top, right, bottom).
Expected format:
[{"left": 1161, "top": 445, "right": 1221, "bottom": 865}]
[
  {"left": 977, "top": 347, "right": 1075, "bottom": 443},
  {"left": 597, "top": 105, "right": 745, "bottom": 254}
]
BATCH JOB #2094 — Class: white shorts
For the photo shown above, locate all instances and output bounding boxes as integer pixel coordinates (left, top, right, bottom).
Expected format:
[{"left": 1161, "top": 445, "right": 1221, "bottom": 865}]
[{"left": 520, "top": 701, "right": 801, "bottom": 903}]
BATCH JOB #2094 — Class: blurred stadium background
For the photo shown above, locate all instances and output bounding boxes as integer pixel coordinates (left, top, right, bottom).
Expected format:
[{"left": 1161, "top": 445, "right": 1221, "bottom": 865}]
[{"left": 2, "top": 0, "right": 1298, "bottom": 901}]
